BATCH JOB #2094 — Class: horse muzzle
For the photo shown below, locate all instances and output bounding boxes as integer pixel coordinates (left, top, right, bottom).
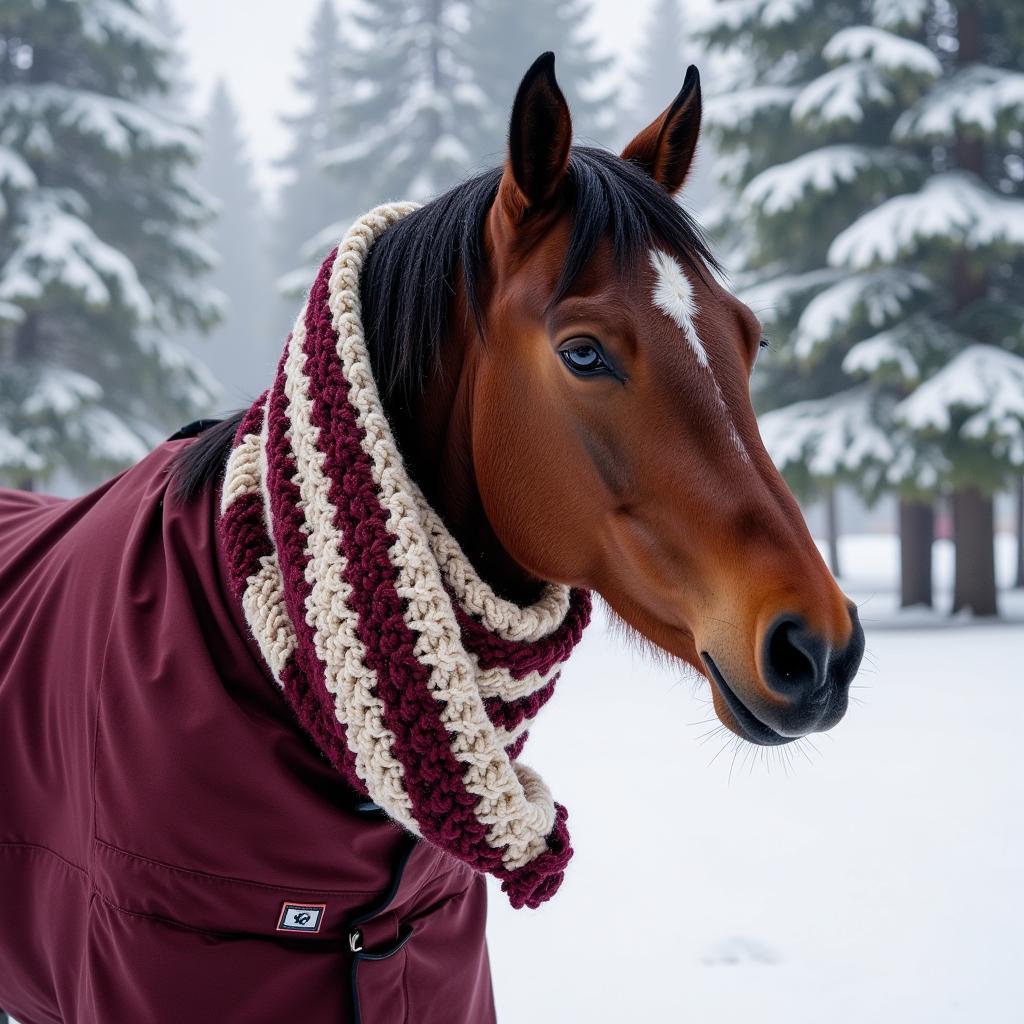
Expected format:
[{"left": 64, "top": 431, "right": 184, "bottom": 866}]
[{"left": 702, "top": 604, "right": 865, "bottom": 746}]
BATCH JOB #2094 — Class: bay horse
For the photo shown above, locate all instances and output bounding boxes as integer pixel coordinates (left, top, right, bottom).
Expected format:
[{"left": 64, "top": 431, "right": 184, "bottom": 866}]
[{"left": 0, "top": 54, "right": 863, "bottom": 1023}]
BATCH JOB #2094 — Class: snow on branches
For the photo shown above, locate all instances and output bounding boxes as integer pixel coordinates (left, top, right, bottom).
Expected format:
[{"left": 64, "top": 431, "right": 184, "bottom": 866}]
[
  {"left": 894, "top": 66, "right": 1024, "bottom": 143},
  {"left": 791, "top": 270, "right": 932, "bottom": 359},
  {"left": 741, "top": 145, "right": 917, "bottom": 215},
  {"left": 896, "top": 346, "right": 1024, "bottom": 464},
  {"left": 792, "top": 61, "right": 894, "bottom": 126},
  {"left": 759, "top": 386, "right": 894, "bottom": 479},
  {"left": 0, "top": 194, "right": 154, "bottom": 321},
  {"left": 823, "top": 26, "right": 941, "bottom": 78},
  {"left": 829, "top": 172, "right": 1024, "bottom": 268}
]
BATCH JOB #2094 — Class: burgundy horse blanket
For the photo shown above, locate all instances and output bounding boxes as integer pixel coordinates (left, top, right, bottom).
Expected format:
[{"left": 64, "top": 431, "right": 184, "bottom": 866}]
[{"left": 0, "top": 441, "right": 495, "bottom": 1023}]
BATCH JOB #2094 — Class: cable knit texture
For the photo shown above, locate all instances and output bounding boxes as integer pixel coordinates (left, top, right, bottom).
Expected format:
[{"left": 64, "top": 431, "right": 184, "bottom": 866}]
[{"left": 219, "top": 202, "right": 591, "bottom": 909}]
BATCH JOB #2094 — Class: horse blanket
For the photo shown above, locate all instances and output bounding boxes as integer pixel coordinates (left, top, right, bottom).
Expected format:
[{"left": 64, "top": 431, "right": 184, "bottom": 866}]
[{"left": 0, "top": 439, "right": 495, "bottom": 1024}]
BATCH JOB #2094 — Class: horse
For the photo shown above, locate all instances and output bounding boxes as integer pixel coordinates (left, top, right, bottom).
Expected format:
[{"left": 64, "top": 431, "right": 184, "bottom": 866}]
[{"left": 0, "top": 54, "right": 863, "bottom": 1023}]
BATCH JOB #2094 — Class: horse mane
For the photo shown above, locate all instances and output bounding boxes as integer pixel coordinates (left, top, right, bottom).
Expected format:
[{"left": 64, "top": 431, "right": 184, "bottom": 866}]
[{"left": 169, "top": 145, "right": 717, "bottom": 503}]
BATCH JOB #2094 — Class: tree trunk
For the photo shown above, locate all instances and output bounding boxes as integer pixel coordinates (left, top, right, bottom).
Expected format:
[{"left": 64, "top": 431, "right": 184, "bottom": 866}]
[
  {"left": 824, "top": 484, "right": 840, "bottom": 578},
  {"left": 899, "top": 498, "right": 934, "bottom": 608},
  {"left": 952, "top": 487, "right": 998, "bottom": 616},
  {"left": 1015, "top": 476, "right": 1024, "bottom": 589}
]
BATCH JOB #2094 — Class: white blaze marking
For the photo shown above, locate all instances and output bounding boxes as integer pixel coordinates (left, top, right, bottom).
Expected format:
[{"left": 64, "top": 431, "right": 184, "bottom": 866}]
[
  {"left": 648, "top": 248, "right": 751, "bottom": 462},
  {"left": 650, "top": 249, "right": 709, "bottom": 367}
]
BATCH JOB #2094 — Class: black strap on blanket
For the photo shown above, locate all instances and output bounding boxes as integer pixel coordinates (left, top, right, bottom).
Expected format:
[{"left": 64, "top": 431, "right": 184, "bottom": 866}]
[
  {"left": 167, "top": 418, "right": 223, "bottom": 441},
  {"left": 346, "top": 821, "right": 419, "bottom": 1024}
]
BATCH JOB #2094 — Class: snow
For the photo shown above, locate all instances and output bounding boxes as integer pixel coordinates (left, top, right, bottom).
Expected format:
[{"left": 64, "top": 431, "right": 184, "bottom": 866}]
[
  {"left": 0, "top": 85, "right": 200, "bottom": 158},
  {"left": 67, "top": 406, "right": 150, "bottom": 465},
  {"left": 792, "top": 61, "right": 893, "bottom": 125},
  {"left": 0, "top": 194, "right": 154, "bottom": 322},
  {"left": 22, "top": 367, "right": 103, "bottom": 418},
  {"left": 0, "top": 299, "right": 25, "bottom": 325},
  {"left": 136, "top": 332, "right": 222, "bottom": 410},
  {"left": 703, "top": 86, "right": 797, "bottom": 131},
  {"left": 0, "top": 145, "right": 36, "bottom": 191},
  {"left": 828, "top": 172, "right": 1024, "bottom": 269},
  {"left": 894, "top": 66, "right": 1024, "bottom": 142},
  {"left": 742, "top": 146, "right": 910, "bottom": 216},
  {"left": 487, "top": 535, "right": 1024, "bottom": 1022},
  {"left": 896, "top": 345, "right": 1024, "bottom": 461},
  {"left": 791, "top": 269, "right": 931, "bottom": 359},
  {"left": 75, "top": 0, "right": 170, "bottom": 52},
  {"left": 430, "top": 132, "right": 470, "bottom": 166},
  {"left": 0, "top": 421, "right": 45, "bottom": 473},
  {"left": 870, "top": 0, "right": 929, "bottom": 30},
  {"left": 697, "top": 0, "right": 812, "bottom": 33},
  {"left": 757, "top": 386, "right": 894, "bottom": 475},
  {"left": 823, "top": 26, "right": 941, "bottom": 78},
  {"left": 736, "top": 268, "right": 842, "bottom": 323},
  {"left": 842, "top": 322, "right": 922, "bottom": 381}
]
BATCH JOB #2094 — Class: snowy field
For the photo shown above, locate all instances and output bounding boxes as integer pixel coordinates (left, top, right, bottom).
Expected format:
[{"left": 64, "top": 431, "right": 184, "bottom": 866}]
[{"left": 487, "top": 534, "right": 1023, "bottom": 1023}]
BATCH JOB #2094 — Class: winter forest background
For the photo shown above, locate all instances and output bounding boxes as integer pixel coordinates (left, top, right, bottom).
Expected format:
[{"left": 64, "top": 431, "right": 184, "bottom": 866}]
[
  {"left": 1, "top": 0, "right": 1022, "bottom": 619},
  {"left": 1, "top": 1, "right": 1022, "bottom": 1021}
]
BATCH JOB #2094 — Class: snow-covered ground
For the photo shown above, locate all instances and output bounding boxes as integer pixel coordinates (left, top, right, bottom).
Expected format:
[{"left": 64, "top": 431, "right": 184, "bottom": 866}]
[{"left": 487, "top": 533, "right": 1023, "bottom": 1023}]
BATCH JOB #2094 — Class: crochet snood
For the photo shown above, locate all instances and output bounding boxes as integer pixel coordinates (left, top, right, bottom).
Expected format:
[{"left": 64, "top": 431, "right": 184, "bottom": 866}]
[{"left": 218, "top": 202, "right": 592, "bottom": 909}]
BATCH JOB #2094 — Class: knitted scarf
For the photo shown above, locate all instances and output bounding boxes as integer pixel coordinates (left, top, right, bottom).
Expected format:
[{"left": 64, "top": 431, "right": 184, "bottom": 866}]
[{"left": 218, "top": 202, "right": 591, "bottom": 909}]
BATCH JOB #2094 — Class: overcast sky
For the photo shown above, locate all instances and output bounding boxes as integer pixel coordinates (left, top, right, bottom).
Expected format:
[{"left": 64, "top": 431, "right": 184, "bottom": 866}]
[{"left": 169, "top": 0, "right": 681, "bottom": 199}]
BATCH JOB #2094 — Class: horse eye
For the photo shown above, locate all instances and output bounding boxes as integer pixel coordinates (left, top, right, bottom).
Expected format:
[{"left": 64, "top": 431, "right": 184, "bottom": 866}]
[{"left": 559, "top": 341, "right": 608, "bottom": 376}]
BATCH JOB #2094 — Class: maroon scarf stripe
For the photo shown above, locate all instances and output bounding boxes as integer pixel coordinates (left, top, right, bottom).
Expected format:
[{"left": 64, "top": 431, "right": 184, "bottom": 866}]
[
  {"left": 278, "top": 656, "right": 364, "bottom": 783},
  {"left": 483, "top": 677, "right": 557, "bottom": 733},
  {"left": 233, "top": 395, "right": 266, "bottom": 447},
  {"left": 262, "top": 346, "right": 360, "bottom": 787},
  {"left": 505, "top": 731, "right": 529, "bottom": 761},
  {"left": 496, "top": 802, "right": 573, "bottom": 909},
  {"left": 219, "top": 491, "right": 271, "bottom": 605},
  {"left": 300, "top": 256, "right": 505, "bottom": 872},
  {"left": 455, "top": 588, "right": 592, "bottom": 677},
  {"left": 218, "top": 397, "right": 274, "bottom": 602}
]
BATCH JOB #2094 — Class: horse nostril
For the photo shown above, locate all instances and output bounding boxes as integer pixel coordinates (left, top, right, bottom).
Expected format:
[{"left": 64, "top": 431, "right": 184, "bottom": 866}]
[{"left": 762, "top": 616, "right": 826, "bottom": 696}]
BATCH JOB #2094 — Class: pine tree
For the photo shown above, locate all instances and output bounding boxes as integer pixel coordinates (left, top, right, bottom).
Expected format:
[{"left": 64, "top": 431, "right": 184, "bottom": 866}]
[
  {"left": 149, "top": 0, "right": 191, "bottom": 117},
  {"left": 825, "top": 1, "right": 1024, "bottom": 615},
  {"left": 274, "top": 0, "right": 348, "bottom": 300},
  {"left": 321, "top": 0, "right": 479, "bottom": 214},
  {"left": 189, "top": 81, "right": 276, "bottom": 404},
  {"left": 0, "top": 0, "right": 220, "bottom": 489},
  {"left": 699, "top": 0, "right": 1024, "bottom": 614}
]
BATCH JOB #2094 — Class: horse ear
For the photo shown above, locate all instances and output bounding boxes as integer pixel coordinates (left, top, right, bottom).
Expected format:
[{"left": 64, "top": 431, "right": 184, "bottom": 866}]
[
  {"left": 621, "top": 65, "right": 702, "bottom": 195},
  {"left": 500, "top": 52, "right": 572, "bottom": 221}
]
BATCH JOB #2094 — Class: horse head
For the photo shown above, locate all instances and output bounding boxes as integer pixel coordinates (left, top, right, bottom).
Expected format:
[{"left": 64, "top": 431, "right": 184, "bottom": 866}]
[{"left": 379, "top": 54, "right": 865, "bottom": 746}]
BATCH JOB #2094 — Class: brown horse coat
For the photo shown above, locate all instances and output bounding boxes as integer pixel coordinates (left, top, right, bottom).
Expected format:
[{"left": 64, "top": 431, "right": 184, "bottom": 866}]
[{"left": 0, "top": 439, "right": 495, "bottom": 1024}]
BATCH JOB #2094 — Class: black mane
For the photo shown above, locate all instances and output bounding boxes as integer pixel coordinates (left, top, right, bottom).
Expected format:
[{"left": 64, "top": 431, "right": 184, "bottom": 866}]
[
  {"left": 362, "top": 145, "right": 717, "bottom": 403},
  {"left": 170, "top": 145, "right": 717, "bottom": 502}
]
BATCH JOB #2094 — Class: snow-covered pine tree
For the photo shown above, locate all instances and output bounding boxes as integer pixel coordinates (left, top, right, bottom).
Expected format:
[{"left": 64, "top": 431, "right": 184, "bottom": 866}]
[
  {"left": 189, "top": 80, "right": 276, "bottom": 404},
  {"left": 0, "top": 0, "right": 220, "bottom": 490},
  {"left": 697, "top": 0, "right": 957, "bottom": 605},
  {"left": 274, "top": 0, "right": 349, "bottom": 303},
  {"left": 825, "top": 0, "right": 1024, "bottom": 616},
  {"left": 320, "top": 0, "right": 477, "bottom": 220},
  {"left": 461, "top": 0, "right": 614, "bottom": 164},
  {"left": 149, "top": 0, "right": 190, "bottom": 117}
]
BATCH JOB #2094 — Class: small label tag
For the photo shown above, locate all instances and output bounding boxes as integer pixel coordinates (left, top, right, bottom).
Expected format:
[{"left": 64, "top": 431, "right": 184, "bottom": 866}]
[{"left": 277, "top": 902, "right": 326, "bottom": 934}]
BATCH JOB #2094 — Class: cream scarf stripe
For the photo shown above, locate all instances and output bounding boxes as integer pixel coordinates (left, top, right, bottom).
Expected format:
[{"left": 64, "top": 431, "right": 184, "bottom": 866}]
[
  {"left": 320, "top": 205, "right": 555, "bottom": 869},
  {"left": 280, "top": 312, "right": 415, "bottom": 825}
]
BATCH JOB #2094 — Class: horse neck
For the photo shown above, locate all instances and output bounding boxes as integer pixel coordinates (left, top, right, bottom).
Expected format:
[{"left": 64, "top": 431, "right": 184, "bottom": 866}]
[{"left": 392, "top": 300, "right": 542, "bottom": 607}]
